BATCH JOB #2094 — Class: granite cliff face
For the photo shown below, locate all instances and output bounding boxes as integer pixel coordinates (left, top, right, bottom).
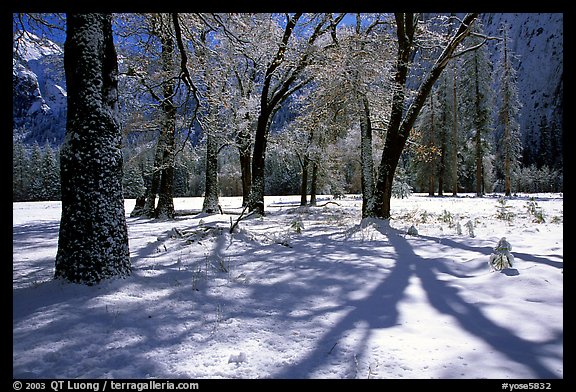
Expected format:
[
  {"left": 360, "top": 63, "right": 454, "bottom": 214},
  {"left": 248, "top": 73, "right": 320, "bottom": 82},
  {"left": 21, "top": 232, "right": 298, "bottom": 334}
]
[
  {"left": 13, "top": 32, "right": 67, "bottom": 146},
  {"left": 482, "top": 13, "right": 563, "bottom": 167}
]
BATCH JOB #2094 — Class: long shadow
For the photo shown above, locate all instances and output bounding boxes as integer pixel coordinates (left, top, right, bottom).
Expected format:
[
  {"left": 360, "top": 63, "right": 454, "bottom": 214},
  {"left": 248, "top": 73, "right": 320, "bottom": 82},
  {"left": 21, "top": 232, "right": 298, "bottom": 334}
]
[
  {"left": 385, "top": 230, "right": 561, "bottom": 379},
  {"left": 13, "top": 221, "right": 61, "bottom": 252},
  {"left": 271, "top": 221, "right": 561, "bottom": 378},
  {"left": 419, "top": 234, "right": 563, "bottom": 271},
  {"left": 272, "top": 224, "right": 413, "bottom": 378},
  {"left": 13, "top": 209, "right": 562, "bottom": 378}
]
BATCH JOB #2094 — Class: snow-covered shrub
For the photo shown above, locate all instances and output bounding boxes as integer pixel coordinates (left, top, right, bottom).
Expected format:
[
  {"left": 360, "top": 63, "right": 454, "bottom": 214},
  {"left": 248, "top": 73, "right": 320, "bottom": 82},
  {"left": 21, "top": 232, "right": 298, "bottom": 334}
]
[
  {"left": 465, "top": 220, "right": 475, "bottom": 238},
  {"left": 489, "top": 237, "right": 514, "bottom": 271},
  {"left": 525, "top": 197, "right": 545, "bottom": 223},
  {"left": 439, "top": 209, "right": 454, "bottom": 226},
  {"left": 290, "top": 217, "right": 305, "bottom": 234},
  {"left": 496, "top": 197, "right": 515, "bottom": 221},
  {"left": 407, "top": 225, "right": 419, "bottom": 236}
]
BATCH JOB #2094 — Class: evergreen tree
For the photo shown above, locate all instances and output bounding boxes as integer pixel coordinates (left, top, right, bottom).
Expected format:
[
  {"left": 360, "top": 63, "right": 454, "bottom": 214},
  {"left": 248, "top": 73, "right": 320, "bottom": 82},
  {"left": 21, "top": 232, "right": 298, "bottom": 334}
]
[
  {"left": 12, "top": 140, "right": 30, "bottom": 201},
  {"left": 123, "top": 163, "right": 146, "bottom": 199},
  {"left": 414, "top": 91, "right": 441, "bottom": 195},
  {"left": 41, "top": 142, "right": 61, "bottom": 200},
  {"left": 458, "top": 19, "right": 494, "bottom": 196},
  {"left": 28, "top": 142, "right": 44, "bottom": 201},
  {"left": 494, "top": 23, "right": 522, "bottom": 196}
]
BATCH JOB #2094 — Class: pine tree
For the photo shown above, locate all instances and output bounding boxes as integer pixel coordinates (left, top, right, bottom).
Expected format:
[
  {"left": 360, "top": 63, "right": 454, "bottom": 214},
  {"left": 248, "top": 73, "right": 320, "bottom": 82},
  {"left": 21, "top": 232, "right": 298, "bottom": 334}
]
[
  {"left": 494, "top": 23, "right": 522, "bottom": 196},
  {"left": 41, "top": 142, "right": 61, "bottom": 200},
  {"left": 458, "top": 19, "right": 494, "bottom": 197},
  {"left": 28, "top": 142, "right": 44, "bottom": 201},
  {"left": 414, "top": 90, "right": 441, "bottom": 195},
  {"left": 12, "top": 140, "right": 30, "bottom": 201},
  {"left": 123, "top": 163, "right": 146, "bottom": 199}
]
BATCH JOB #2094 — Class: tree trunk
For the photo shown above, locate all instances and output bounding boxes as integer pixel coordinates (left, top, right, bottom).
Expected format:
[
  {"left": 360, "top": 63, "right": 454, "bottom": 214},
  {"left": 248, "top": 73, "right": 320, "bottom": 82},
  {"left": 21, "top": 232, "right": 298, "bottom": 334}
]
[
  {"left": 139, "top": 132, "right": 164, "bottom": 218},
  {"left": 55, "top": 13, "right": 130, "bottom": 285},
  {"left": 451, "top": 61, "right": 459, "bottom": 196},
  {"left": 202, "top": 130, "right": 220, "bottom": 213},
  {"left": 474, "top": 55, "right": 483, "bottom": 197},
  {"left": 502, "top": 33, "right": 512, "bottom": 197},
  {"left": 247, "top": 110, "right": 269, "bottom": 215},
  {"left": 370, "top": 13, "right": 478, "bottom": 219},
  {"left": 504, "top": 116, "right": 511, "bottom": 196},
  {"left": 154, "top": 28, "right": 176, "bottom": 219},
  {"left": 237, "top": 127, "right": 252, "bottom": 207},
  {"left": 299, "top": 154, "right": 309, "bottom": 206},
  {"left": 247, "top": 13, "right": 303, "bottom": 215},
  {"left": 156, "top": 126, "right": 175, "bottom": 219},
  {"left": 310, "top": 160, "right": 318, "bottom": 206},
  {"left": 359, "top": 93, "right": 376, "bottom": 218}
]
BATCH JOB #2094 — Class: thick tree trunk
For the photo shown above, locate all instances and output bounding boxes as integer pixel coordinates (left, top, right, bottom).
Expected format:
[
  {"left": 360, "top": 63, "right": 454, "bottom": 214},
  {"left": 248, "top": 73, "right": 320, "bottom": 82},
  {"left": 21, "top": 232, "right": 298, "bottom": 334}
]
[
  {"left": 139, "top": 133, "right": 164, "bottom": 218},
  {"left": 247, "top": 14, "right": 302, "bottom": 215},
  {"left": 156, "top": 125, "right": 175, "bottom": 219},
  {"left": 55, "top": 13, "right": 130, "bottom": 285},
  {"left": 428, "top": 174, "right": 436, "bottom": 196},
  {"left": 247, "top": 109, "right": 270, "bottom": 215}
]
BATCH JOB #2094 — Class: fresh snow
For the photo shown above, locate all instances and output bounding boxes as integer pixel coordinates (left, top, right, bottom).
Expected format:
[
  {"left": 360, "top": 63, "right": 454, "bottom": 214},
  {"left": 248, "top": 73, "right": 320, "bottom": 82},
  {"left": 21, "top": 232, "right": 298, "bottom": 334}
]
[{"left": 13, "top": 194, "right": 563, "bottom": 379}]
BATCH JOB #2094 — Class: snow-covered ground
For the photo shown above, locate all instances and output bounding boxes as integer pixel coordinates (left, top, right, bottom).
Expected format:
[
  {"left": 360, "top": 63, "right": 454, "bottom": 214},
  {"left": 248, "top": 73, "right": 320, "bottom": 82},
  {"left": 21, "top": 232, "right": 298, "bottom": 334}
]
[{"left": 13, "top": 193, "right": 563, "bottom": 379}]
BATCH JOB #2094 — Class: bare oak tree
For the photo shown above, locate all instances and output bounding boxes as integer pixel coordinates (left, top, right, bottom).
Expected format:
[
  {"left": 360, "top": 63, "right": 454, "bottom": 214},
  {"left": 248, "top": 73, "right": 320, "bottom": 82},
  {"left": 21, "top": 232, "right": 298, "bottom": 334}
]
[{"left": 55, "top": 13, "right": 131, "bottom": 284}]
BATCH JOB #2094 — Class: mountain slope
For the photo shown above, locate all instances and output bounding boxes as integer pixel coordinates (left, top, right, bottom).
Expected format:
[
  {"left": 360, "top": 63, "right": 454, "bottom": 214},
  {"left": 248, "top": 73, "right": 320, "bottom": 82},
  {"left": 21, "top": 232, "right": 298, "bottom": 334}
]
[{"left": 13, "top": 32, "right": 67, "bottom": 146}]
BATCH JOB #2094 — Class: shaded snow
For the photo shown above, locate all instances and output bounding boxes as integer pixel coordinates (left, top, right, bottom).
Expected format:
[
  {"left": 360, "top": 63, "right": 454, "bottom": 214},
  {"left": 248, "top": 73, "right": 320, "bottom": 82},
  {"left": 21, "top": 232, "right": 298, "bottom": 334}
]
[{"left": 13, "top": 194, "right": 563, "bottom": 379}]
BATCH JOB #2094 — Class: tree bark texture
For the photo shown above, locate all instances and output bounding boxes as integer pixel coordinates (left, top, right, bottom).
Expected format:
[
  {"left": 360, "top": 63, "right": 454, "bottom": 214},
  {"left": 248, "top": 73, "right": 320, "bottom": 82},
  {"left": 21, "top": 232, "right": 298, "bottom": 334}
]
[
  {"left": 202, "top": 131, "right": 220, "bottom": 213},
  {"left": 154, "top": 25, "right": 176, "bottom": 219},
  {"left": 55, "top": 13, "right": 130, "bottom": 285}
]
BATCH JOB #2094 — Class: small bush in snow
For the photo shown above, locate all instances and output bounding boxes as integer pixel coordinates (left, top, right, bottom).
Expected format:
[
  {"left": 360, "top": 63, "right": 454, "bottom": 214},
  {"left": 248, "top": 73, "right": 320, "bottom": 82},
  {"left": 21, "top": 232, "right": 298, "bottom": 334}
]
[
  {"left": 489, "top": 237, "right": 514, "bottom": 271},
  {"left": 407, "top": 225, "right": 419, "bottom": 236},
  {"left": 290, "top": 217, "right": 305, "bottom": 234},
  {"left": 496, "top": 197, "right": 515, "bottom": 221},
  {"left": 439, "top": 209, "right": 454, "bottom": 226},
  {"left": 455, "top": 221, "right": 463, "bottom": 235},
  {"left": 465, "top": 220, "right": 475, "bottom": 238},
  {"left": 525, "top": 197, "right": 546, "bottom": 223}
]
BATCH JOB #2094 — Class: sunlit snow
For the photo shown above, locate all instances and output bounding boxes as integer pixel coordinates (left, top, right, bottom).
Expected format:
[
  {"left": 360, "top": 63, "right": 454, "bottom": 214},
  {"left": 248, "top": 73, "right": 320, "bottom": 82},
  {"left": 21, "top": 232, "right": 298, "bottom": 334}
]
[{"left": 13, "top": 194, "right": 563, "bottom": 379}]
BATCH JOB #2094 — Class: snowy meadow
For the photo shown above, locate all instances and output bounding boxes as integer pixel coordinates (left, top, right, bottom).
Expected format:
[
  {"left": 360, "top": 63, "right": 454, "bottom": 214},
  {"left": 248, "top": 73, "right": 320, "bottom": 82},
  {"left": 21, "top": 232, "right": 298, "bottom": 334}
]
[{"left": 13, "top": 194, "right": 563, "bottom": 380}]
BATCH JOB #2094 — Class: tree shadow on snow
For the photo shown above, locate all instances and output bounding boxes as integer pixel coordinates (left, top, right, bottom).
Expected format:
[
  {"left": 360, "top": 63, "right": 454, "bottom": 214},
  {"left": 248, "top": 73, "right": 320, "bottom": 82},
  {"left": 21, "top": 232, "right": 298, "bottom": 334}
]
[
  {"left": 13, "top": 212, "right": 562, "bottom": 379},
  {"left": 272, "top": 221, "right": 561, "bottom": 379}
]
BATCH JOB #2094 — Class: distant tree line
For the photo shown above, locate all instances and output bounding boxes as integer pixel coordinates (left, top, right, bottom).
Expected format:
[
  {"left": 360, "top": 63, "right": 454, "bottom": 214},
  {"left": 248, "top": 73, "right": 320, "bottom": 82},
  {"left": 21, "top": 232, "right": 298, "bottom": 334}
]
[{"left": 13, "top": 13, "right": 563, "bottom": 207}]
